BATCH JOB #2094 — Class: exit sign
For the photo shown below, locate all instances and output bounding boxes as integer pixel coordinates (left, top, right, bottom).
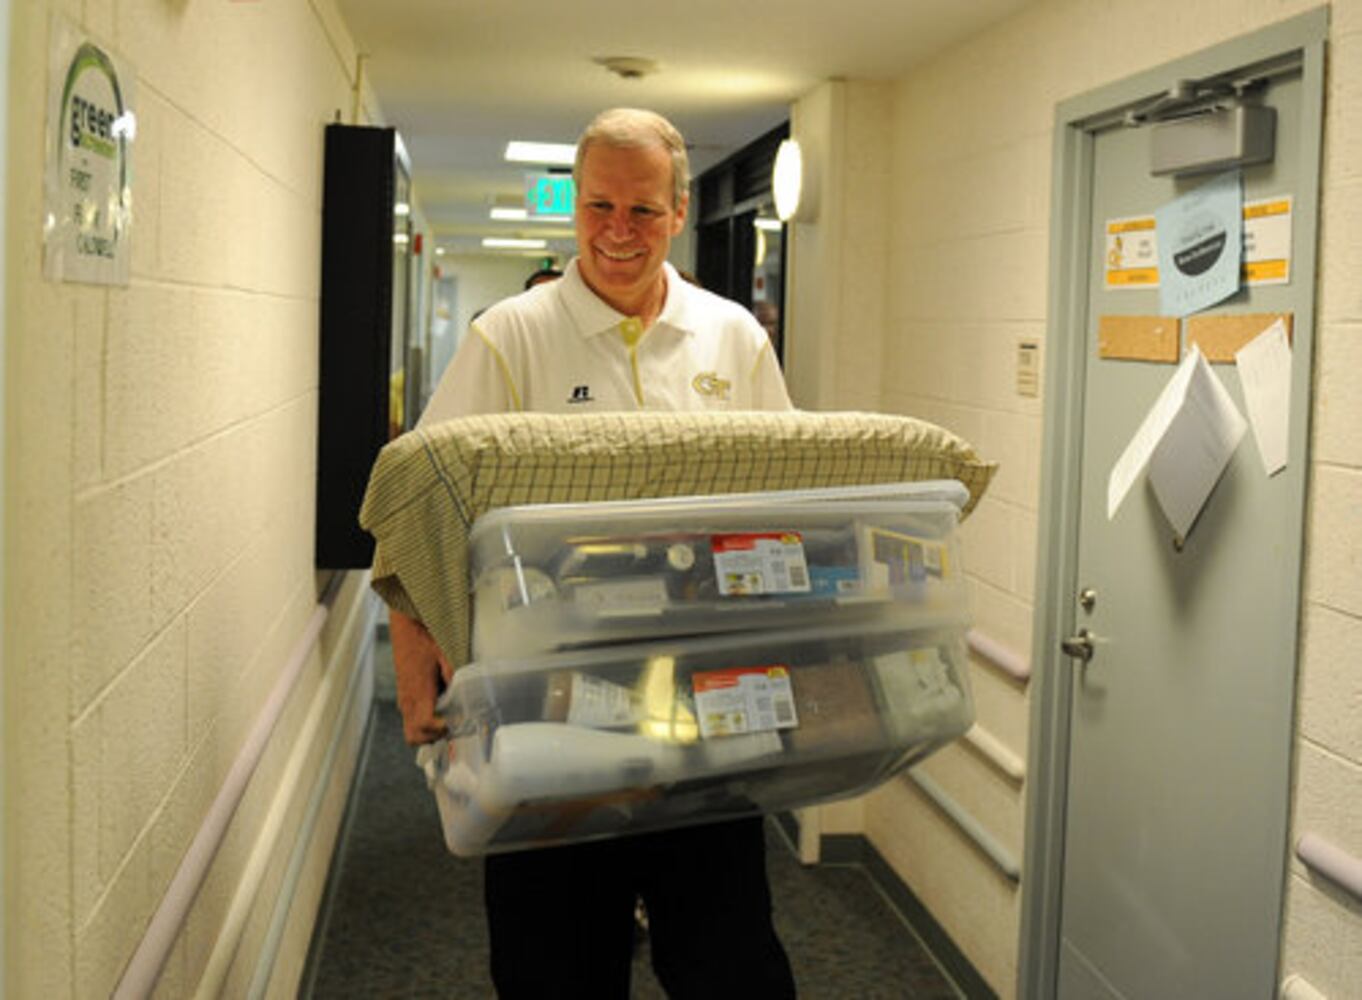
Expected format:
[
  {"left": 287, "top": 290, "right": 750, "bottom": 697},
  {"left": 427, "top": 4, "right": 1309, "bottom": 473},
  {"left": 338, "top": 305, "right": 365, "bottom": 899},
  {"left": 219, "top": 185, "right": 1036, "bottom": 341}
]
[{"left": 526, "top": 173, "right": 574, "bottom": 218}]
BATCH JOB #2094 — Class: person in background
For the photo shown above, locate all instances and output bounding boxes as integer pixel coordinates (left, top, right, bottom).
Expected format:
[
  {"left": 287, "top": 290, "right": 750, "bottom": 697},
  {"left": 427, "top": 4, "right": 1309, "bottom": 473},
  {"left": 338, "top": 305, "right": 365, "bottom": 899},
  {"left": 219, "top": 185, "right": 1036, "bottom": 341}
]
[
  {"left": 523, "top": 264, "right": 564, "bottom": 289},
  {"left": 389, "top": 107, "right": 796, "bottom": 998}
]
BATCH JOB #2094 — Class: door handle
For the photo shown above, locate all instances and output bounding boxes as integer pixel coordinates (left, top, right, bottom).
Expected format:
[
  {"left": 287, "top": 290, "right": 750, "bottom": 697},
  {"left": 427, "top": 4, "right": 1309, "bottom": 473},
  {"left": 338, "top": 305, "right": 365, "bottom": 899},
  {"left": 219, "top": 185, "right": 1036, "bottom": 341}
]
[{"left": 1061, "top": 628, "right": 1095, "bottom": 662}]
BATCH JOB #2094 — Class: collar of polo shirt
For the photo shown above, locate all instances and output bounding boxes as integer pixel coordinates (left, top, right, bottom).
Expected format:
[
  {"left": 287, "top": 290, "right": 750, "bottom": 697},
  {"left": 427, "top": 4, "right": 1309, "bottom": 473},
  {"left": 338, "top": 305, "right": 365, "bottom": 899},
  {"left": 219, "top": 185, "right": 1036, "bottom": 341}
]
[{"left": 560, "top": 258, "right": 698, "bottom": 340}]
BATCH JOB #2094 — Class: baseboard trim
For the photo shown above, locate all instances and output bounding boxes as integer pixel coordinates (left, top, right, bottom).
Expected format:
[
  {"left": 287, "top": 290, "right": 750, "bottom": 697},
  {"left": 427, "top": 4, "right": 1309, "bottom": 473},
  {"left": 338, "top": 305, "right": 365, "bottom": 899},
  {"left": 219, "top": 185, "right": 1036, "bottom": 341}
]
[{"left": 781, "top": 815, "right": 997, "bottom": 1000}]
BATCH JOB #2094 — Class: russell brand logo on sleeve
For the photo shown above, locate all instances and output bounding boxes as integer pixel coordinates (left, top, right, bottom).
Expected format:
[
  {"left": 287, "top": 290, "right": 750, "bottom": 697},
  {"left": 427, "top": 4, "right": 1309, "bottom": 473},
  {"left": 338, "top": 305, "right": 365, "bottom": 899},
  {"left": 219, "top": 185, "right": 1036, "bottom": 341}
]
[
  {"left": 567, "top": 384, "right": 595, "bottom": 404},
  {"left": 691, "top": 372, "right": 731, "bottom": 400}
]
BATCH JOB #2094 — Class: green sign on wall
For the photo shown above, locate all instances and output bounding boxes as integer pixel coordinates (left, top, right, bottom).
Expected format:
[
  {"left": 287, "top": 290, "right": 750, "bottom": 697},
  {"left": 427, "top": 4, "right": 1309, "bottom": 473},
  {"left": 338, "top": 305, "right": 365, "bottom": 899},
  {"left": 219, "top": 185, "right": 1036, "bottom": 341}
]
[{"left": 525, "top": 173, "right": 574, "bottom": 218}]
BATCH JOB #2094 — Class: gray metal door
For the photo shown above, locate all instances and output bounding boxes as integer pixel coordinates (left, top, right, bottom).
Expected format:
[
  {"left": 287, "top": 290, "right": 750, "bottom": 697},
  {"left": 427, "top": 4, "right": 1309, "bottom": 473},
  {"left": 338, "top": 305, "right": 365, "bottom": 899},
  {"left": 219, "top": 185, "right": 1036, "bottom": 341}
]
[{"left": 1035, "top": 16, "right": 1327, "bottom": 1000}]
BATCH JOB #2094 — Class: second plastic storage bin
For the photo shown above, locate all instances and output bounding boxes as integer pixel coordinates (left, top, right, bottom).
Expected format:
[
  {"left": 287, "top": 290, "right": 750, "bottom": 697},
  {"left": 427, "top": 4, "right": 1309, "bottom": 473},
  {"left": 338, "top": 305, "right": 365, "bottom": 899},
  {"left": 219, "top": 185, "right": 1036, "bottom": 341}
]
[{"left": 423, "top": 618, "right": 974, "bottom": 856}]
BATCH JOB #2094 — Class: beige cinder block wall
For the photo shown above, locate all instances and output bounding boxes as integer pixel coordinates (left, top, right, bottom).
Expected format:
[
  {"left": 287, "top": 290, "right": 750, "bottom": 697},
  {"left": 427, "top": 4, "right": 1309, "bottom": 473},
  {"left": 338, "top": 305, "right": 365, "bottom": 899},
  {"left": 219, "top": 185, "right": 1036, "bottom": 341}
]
[
  {"left": 4, "top": 1, "right": 381, "bottom": 996},
  {"left": 819, "top": 0, "right": 1360, "bottom": 995}
]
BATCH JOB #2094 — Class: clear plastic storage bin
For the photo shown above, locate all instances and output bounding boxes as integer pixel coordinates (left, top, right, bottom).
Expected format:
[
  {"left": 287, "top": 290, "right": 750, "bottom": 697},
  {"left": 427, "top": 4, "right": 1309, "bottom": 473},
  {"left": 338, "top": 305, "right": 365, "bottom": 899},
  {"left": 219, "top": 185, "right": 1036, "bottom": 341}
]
[
  {"left": 423, "top": 619, "right": 973, "bottom": 856},
  {"left": 470, "top": 482, "right": 970, "bottom": 660}
]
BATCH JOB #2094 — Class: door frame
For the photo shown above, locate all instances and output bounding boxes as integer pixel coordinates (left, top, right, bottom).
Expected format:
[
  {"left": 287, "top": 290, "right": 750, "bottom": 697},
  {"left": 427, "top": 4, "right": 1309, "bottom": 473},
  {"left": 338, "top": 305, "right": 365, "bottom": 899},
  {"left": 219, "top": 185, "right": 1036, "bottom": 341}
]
[
  {"left": 1017, "top": 9, "right": 1328, "bottom": 997},
  {"left": 0, "top": 0, "right": 11, "bottom": 981}
]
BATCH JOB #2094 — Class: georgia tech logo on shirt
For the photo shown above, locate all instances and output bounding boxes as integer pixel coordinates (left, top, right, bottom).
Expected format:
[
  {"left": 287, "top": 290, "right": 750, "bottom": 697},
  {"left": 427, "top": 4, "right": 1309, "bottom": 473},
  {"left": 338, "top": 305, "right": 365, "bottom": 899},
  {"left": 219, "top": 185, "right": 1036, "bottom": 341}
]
[
  {"left": 691, "top": 372, "right": 731, "bottom": 400},
  {"left": 567, "top": 385, "right": 594, "bottom": 404}
]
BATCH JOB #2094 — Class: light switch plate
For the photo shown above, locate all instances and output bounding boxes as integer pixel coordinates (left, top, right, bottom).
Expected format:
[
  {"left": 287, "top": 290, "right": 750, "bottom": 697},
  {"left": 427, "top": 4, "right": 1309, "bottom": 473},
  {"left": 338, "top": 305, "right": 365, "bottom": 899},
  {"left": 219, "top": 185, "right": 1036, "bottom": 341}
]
[{"left": 1017, "top": 339, "right": 1040, "bottom": 397}]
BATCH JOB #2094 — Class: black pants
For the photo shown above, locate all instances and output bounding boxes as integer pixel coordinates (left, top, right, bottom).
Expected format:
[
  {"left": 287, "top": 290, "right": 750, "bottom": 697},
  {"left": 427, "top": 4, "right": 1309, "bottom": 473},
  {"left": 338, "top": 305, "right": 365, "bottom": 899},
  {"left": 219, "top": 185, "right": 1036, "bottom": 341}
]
[{"left": 483, "top": 817, "right": 796, "bottom": 999}]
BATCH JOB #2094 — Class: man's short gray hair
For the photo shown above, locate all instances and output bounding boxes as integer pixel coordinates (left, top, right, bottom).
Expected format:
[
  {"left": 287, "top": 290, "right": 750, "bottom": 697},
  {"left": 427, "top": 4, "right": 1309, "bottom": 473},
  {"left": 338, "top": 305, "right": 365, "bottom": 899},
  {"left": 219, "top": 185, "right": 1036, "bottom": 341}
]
[{"left": 574, "top": 108, "right": 690, "bottom": 209}]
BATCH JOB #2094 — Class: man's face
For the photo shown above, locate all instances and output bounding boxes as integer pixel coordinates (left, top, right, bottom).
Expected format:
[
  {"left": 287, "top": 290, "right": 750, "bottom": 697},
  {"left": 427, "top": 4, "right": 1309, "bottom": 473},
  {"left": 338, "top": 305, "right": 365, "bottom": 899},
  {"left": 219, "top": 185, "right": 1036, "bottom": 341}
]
[{"left": 574, "top": 141, "right": 688, "bottom": 315}]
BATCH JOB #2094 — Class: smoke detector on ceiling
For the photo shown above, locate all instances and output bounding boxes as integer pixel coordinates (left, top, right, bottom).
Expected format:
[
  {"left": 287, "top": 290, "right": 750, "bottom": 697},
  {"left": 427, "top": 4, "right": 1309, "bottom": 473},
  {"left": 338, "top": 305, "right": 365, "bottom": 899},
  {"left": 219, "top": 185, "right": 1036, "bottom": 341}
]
[{"left": 594, "top": 56, "right": 660, "bottom": 80}]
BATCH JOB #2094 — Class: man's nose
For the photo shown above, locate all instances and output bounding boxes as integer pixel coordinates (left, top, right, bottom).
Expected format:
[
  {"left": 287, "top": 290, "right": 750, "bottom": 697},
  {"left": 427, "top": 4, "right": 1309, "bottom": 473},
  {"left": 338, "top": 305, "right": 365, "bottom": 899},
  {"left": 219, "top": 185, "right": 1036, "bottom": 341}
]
[{"left": 604, "top": 209, "right": 634, "bottom": 238}]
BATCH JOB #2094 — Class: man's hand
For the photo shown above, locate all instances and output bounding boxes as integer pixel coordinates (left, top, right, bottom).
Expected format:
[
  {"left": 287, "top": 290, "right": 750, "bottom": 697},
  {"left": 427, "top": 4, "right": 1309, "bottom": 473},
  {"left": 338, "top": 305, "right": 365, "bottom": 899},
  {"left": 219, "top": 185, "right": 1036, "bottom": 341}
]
[{"left": 389, "top": 608, "right": 454, "bottom": 745}]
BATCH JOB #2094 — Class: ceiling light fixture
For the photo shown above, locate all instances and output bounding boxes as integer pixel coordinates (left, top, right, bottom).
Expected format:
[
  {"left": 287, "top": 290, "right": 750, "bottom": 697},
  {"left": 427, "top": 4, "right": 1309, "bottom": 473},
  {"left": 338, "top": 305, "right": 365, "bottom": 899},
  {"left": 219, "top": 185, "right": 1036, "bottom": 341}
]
[
  {"left": 594, "top": 56, "right": 660, "bottom": 80},
  {"left": 483, "top": 237, "right": 547, "bottom": 250},
  {"left": 491, "top": 207, "right": 573, "bottom": 224},
  {"left": 505, "top": 141, "right": 576, "bottom": 166}
]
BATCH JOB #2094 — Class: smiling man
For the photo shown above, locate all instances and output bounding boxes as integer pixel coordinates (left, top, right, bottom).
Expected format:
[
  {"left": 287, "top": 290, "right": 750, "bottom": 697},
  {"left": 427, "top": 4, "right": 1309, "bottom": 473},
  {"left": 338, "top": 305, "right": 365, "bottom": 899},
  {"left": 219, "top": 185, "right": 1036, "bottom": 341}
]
[
  {"left": 393, "top": 109, "right": 796, "bottom": 998},
  {"left": 419, "top": 107, "right": 789, "bottom": 417}
]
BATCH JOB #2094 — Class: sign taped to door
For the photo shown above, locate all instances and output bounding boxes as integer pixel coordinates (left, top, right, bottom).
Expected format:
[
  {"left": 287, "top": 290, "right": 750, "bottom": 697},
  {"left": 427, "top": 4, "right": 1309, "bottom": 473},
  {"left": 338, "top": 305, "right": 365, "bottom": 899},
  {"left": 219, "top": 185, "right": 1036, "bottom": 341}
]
[
  {"left": 1155, "top": 170, "right": 1243, "bottom": 317},
  {"left": 1104, "top": 194, "right": 1292, "bottom": 292},
  {"left": 1243, "top": 196, "right": 1292, "bottom": 285},
  {"left": 1104, "top": 215, "right": 1159, "bottom": 289}
]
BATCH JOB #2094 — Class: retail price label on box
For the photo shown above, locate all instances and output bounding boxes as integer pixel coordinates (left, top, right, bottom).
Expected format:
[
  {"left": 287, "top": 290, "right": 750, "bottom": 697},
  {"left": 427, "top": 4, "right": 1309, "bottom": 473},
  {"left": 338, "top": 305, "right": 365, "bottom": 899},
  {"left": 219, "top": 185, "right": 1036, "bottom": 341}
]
[
  {"left": 692, "top": 666, "right": 798, "bottom": 738},
  {"left": 711, "top": 532, "right": 811, "bottom": 595}
]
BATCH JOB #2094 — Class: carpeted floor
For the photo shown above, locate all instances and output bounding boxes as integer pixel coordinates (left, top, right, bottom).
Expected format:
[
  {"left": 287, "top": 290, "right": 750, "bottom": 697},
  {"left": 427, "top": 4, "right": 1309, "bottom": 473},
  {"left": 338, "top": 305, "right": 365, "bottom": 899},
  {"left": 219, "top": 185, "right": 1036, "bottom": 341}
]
[{"left": 302, "top": 649, "right": 963, "bottom": 999}]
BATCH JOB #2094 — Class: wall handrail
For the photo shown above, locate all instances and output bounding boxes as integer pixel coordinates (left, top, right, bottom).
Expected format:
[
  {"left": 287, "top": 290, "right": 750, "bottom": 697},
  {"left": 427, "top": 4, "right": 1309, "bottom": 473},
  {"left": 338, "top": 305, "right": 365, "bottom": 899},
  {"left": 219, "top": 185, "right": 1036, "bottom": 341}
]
[
  {"left": 966, "top": 628, "right": 1031, "bottom": 683},
  {"left": 246, "top": 599, "right": 376, "bottom": 997},
  {"left": 962, "top": 723, "right": 1026, "bottom": 784},
  {"left": 195, "top": 588, "right": 373, "bottom": 998},
  {"left": 1296, "top": 831, "right": 1362, "bottom": 903},
  {"left": 113, "top": 575, "right": 344, "bottom": 1000},
  {"left": 907, "top": 768, "right": 1021, "bottom": 883}
]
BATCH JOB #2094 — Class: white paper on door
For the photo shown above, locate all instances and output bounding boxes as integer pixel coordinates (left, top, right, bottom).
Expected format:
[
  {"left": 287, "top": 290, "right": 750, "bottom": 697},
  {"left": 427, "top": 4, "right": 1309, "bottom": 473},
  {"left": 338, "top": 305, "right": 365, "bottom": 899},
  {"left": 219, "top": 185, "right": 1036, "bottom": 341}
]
[
  {"left": 1234, "top": 318, "right": 1292, "bottom": 476},
  {"left": 1107, "top": 344, "right": 1247, "bottom": 539}
]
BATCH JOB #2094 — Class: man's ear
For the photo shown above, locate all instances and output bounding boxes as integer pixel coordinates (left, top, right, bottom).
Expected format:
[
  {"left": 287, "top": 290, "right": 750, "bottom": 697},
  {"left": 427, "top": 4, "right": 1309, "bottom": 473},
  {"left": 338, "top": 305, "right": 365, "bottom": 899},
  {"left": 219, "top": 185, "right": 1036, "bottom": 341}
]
[{"left": 672, "top": 192, "right": 690, "bottom": 235}]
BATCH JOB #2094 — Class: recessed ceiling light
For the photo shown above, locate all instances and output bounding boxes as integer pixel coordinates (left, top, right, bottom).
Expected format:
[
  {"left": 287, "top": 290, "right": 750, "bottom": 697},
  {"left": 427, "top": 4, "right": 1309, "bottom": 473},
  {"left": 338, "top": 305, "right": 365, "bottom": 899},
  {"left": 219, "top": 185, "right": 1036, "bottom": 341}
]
[
  {"left": 505, "top": 141, "right": 576, "bottom": 166},
  {"left": 483, "top": 237, "right": 547, "bottom": 250},
  {"left": 491, "top": 207, "right": 573, "bottom": 223}
]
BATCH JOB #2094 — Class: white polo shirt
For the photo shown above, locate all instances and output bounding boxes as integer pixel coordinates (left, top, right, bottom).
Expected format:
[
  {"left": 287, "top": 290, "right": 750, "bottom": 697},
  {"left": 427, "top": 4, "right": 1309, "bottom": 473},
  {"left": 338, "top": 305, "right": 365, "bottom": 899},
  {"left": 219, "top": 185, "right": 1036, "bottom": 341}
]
[{"left": 420, "top": 259, "right": 792, "bottom": 422}]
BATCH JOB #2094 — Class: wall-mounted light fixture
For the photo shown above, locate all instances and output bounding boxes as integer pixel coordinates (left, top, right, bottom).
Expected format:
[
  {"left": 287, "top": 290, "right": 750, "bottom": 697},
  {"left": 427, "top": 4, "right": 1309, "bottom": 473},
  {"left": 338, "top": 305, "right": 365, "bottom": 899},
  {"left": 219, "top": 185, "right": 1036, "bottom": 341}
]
[{"left": 772, "top": 139, "right": 805, "bottom": 222}]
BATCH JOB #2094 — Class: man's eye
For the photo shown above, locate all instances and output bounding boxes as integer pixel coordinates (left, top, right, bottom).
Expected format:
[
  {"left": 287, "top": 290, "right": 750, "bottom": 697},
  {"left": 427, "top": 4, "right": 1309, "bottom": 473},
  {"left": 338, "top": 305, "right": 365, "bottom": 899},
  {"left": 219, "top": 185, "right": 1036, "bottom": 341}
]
[
  {"left": 587, "top": 201, "right": 612, "bottom": 213},
  {"left": 632, "top": 206, "right": 661, "bottom": 218}
]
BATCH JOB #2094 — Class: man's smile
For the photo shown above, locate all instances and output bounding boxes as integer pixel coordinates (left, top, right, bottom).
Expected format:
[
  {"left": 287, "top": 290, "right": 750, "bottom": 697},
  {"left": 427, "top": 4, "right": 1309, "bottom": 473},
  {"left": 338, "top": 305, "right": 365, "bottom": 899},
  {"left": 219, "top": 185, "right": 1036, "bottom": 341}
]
[{"left": 596, "top": 246, "right": 645, "bottom": 261}]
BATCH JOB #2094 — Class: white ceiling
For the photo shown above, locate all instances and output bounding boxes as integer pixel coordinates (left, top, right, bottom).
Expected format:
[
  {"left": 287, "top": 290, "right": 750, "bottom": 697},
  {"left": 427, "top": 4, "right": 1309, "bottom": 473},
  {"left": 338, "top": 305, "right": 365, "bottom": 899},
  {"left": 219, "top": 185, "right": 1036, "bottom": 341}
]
[{"left": 335, "top": 0, "right": 1033, "bottom": 257}]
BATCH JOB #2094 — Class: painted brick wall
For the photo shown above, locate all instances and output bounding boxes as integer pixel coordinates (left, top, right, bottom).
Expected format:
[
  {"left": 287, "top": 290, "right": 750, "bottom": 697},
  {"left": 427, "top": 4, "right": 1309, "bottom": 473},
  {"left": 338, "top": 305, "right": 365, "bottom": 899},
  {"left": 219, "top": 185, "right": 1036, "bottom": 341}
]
[{"left": 4, "top": 0, "right": 375, "bottom": 995}]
